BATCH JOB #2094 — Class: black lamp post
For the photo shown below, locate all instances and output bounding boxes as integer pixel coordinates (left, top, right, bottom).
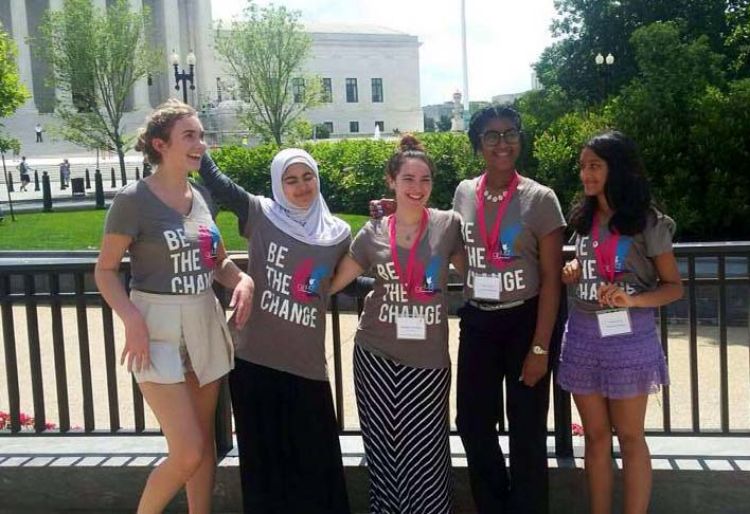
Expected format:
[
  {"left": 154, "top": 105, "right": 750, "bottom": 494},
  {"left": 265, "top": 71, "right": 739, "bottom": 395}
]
[
  {"left": 594, "top": 52, "right": 615, "bottom": 99},
  {"left": 171, "top": 49, "right": 197, "bottom": 104}
]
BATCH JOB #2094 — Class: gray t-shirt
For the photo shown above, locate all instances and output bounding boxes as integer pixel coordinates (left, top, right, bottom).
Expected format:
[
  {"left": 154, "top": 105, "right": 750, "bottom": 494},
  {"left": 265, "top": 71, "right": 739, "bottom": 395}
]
[
  {"left": 349, "top": 209, "right": 463, "bottom": 369},
  {"left": 573, "top": 210, "right": 676, "bottom": 312},
  {"left": 452, "top": 175, "right": 566, "bottom": 303},
  {"left": 231, "top": 194, "right": 351, "bottom": 381},
  {"left": 104, "top": 181, "right": 221, "bottom": 295}
]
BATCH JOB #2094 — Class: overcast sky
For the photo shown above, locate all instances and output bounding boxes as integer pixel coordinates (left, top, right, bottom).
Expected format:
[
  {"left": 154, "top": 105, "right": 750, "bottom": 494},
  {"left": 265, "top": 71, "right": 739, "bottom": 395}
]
[{"left": 210, "top": 0, "right": 558, "bottom": 106}]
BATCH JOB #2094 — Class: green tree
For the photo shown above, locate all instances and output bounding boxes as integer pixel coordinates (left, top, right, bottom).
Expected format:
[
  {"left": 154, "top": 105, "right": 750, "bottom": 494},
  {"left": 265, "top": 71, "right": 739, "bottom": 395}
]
[
  {"left": 0, "top": 23, "right": 30, "bottom": 119},
  {"left": 535, "top": 0, "right": 729, "bottom": 103},
  {"left": 533, "top": 109, "right": 613, "bottom": 215},
  {"left": 610, "top": 22, "right": 725, "bottom": 236},
  {"left": 726, "top": 1, "right": 750, "bottom": 76},
  {"left": 36, "top": 0, "right": 160, "bottom": 179},
  {"left": 215, "top": 1, "right": 321, "bottom": 145},
  {"left": 0, "top": 133, "right": 21, "bottom": 221},
  {"left": 436, "top": 115, "right": 452, "bottom": 132}
]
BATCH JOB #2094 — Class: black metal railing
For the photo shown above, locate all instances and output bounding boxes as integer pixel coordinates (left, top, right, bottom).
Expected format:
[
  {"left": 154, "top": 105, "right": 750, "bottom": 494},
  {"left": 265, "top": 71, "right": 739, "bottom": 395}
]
[{"left": 1, "top": 243, "right": 748, "bottom": 459}]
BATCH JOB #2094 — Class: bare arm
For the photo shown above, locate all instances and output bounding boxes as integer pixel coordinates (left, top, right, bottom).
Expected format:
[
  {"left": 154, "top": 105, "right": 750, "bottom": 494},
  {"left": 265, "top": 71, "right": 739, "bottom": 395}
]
[
  {"left": 450, "top": 251, "right": 467, "bottom": 280},
  {"left": 94, "top": 234, "right": 150, "bottom": 372},
  {"left": 599, "top": 251, "right": 683, "bottom": 309},
  {"left": 199, "top": 153, "right": 251, "bottom": 230},
  {"left": 330, "top": 255, "right": 366, "bottom": 295},
  {"left": 213, "top": 244, "right": 255, "bottom": 328},
  {"left": 522, "top": 227, "right": 564, "bottom": 387}
]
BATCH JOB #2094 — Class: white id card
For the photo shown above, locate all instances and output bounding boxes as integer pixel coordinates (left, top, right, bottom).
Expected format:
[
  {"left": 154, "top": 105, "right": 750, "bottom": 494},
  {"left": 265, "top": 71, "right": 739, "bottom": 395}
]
[
  {"left": 596, "top": 309, "right": 633, "bottom": 337},
  {"left": 396, "top": 316, "right": 426, "bottom": 340},
  {"left": 473, "top": 275, "right": 501, "bottom": 301}
]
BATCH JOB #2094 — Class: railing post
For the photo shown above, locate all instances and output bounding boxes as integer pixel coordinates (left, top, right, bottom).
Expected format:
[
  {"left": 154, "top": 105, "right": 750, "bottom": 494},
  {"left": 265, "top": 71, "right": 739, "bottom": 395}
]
[
  {"left": 85, "top": 168, "right": 91, "bottom": 189},
  {"left": 553, "top": 285, "right": 573, "bottom": 457},
  {"left": 135, "top": 166, "right": 140, "bottom": 181},
  {"left": 42, "top": 172, "right": 52, "bottom": 212},
  {"left": 7, "top": 172, "right": 13, "bottom": 192},
  {"left": 95, "top": 169, "right": 105, "bottom": 209},
  {"left": 331, "top": 294, "right": 345, "bottom": 431},
  {"left": 34, "top": 169, "right": 40, "bottom": 191},
  {"left": 215, "top": 378, "right": 234, "bottom": 456},
  {"left": 110, "top": 167, "right": 116, "bottom": 188}
]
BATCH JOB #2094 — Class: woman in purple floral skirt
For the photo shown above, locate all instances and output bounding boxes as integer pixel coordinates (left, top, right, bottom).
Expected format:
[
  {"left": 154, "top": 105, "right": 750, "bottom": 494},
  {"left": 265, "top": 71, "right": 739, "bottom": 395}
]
[{"left": 557, "top": 131, "right": 683, "bottom": 514}]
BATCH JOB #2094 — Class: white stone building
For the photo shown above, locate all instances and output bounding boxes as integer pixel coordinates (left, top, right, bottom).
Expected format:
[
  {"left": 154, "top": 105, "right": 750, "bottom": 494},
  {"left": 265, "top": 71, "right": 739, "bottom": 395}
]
[
  {"left": 295, "top": 22, "right": 423, "bottom": 138},
  {"left": 0, "top": 0, "right": 216, "bottom": 155},
  {"left": 1, "top": 1, "right": 422, "bottom": 154}
]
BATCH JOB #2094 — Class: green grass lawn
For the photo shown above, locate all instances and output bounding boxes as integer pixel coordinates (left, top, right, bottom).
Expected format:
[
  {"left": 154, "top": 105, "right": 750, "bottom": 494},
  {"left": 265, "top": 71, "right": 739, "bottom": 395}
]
[{"left": 0, "top": 210, "right": 369, "bottom": 251}]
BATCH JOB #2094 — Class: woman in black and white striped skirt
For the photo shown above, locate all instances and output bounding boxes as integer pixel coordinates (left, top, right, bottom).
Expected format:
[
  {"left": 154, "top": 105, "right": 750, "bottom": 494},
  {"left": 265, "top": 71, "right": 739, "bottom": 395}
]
[{"left": 331, "top": 134, "right": 465, "bottom": 513}]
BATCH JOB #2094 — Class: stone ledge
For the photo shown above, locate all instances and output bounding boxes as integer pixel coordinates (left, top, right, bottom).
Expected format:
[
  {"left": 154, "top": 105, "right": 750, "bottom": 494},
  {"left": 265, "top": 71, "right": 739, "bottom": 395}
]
[{"left": 1, "top": 436, "right": 750, "bottom": 513}]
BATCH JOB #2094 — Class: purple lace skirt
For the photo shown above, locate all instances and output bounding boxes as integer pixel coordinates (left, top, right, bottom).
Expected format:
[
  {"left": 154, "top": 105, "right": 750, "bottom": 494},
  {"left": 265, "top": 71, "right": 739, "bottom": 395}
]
[{"left": 557, "top": 307, "right": 669, "bottom": 399}]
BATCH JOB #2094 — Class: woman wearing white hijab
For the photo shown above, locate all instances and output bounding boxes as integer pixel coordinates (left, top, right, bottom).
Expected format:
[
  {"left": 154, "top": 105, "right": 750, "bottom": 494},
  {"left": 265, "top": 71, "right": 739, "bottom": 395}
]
[{"left": 199, "top": 149, "right": 351, "bottom": 514}]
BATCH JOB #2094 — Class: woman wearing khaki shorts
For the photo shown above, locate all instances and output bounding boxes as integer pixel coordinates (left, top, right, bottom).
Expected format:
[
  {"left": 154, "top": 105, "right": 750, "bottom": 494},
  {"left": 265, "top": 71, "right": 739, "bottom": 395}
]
[{"left": 95, "top": 99, "right": 254, "bottom": 514}]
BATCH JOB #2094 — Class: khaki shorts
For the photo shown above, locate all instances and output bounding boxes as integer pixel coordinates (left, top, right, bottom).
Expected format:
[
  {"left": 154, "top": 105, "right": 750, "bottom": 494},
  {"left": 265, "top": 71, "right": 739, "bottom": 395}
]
[{"left": 130, "top": 289, "right": 234, "bottom": 387}]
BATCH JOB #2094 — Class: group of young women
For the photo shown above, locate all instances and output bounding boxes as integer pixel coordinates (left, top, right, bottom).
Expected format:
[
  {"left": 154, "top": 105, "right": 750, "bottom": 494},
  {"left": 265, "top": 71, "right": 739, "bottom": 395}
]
[{"left": 96, "top": 99, "right": 682, "bottom": 514}]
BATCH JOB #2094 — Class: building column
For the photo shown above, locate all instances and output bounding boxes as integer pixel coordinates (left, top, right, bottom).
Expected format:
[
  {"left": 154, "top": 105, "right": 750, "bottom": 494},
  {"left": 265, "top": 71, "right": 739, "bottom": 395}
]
[
  {"left": 10, "top": 0, "right": 36, "bottom": 110},
  {"left": 162, "top": 0, "right": 181, "bottom": 100},
  {"left": 129, "top": 0, "right": 150, "bottom": 110},
  {"left": 47, "top": 0, "right": 70, "bottom": 108},
  {"left": 192, "top": 0, "right": 215, "bottom": 105}
]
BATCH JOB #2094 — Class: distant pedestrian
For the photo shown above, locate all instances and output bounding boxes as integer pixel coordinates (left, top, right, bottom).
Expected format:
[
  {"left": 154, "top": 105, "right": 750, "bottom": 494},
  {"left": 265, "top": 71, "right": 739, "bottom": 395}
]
[
  {"left": 60, "top": 159, "right": 71, "bottom": 189},
  {"left": 35, "top": 124, "right": 43, "bottom": 143},
  {"left": 18, "top": 156, "right": 30, "bottom": 192}
]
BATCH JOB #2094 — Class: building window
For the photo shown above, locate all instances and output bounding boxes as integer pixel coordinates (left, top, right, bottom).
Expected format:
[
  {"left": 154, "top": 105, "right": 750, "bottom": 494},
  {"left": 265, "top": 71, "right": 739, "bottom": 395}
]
[
  {"left": 350, "top": 121, "right": 359, "bottom": 133},
  {"left": 375, "top": 121, "right": 384, "bottom": 132},
  {"left": 371, "top": 78, "right": 383, "bottom": 103},
  {"left": 324, "top": 122, "right": 333, "bottom": 134},
  {"left": 346, "top": 78, "right": 358, "bottom": 103},
  {"left": 292, "top": 78, "right": 305, "bottom": 103},
  {"left": 321, "top": 78, "right": 333, "bottom": 103}
]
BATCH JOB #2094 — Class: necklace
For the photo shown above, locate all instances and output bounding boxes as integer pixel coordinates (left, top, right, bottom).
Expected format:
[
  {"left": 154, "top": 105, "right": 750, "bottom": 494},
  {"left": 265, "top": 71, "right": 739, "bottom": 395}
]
[{"left": 483, "top": 188, "right": 508, "bottom": 203}]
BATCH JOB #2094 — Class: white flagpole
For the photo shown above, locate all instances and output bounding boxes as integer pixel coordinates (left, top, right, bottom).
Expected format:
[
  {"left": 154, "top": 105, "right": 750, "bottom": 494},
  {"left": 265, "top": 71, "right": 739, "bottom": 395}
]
[{"left": 461, "top": 0, "right": 470, "bottom": 128}]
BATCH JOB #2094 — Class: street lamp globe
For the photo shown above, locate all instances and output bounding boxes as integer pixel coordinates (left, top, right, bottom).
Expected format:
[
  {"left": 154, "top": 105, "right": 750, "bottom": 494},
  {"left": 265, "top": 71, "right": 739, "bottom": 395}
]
[
  {"left": 595, "top": 53, "right": 604, "bottom": 65},
  {"left": 186, "top": 50, "right": 197, "bottom": 67},
  {"left": 171, "top": 50, "right": 180, "bottom": 66},
  {"left": 605, "top": 53, "right": 615, "bottom": 65}
]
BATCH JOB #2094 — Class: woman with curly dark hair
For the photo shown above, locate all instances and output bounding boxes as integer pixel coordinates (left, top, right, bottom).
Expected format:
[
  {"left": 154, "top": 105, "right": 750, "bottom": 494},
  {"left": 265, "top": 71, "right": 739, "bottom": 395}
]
[{"left": 558, "top": 131, "right": 683, "bottom": 514}]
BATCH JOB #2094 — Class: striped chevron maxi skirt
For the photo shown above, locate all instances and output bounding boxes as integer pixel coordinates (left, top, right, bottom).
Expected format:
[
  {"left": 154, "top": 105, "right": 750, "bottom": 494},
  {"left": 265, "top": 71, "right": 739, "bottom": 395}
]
[{"left": 353, "top": 344, "right": 453, "bottom": 514}]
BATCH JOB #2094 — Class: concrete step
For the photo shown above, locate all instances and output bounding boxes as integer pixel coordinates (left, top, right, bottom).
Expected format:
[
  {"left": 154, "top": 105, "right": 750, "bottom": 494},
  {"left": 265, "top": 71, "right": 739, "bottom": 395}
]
[{"left": 2, "top": 435, "right": 750, "bottom": 513}]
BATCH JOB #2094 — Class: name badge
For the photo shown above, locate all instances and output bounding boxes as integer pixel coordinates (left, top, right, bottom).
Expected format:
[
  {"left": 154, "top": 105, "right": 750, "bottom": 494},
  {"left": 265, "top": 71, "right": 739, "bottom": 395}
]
[
  {"left": 596, "top": 309, "right": 633, "bottom": 338},
  {"left": 397, "top": 316, "right": 426, "bottom": 340},
  {"left": 474, "top": 275, "right": 501, "bottom": 301}
]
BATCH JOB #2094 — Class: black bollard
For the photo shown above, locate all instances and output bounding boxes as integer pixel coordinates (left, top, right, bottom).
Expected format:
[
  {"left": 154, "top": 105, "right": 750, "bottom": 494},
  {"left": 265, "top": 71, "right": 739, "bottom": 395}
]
[
  {"left": 135, "top": 166, "right": 140, "bottom": 181},
  {"left": 34, "top": 169, "right": 40, "bottom": 191},
  {"left": 94, "top": 169, "right": 105, "bottom": 209},
  {"left": 121, "top": 166, "right": 127, "bottom": 186},
  {"left": 110, "top": 167, "right": 116, "bottom": 188},
  {"left": 42, "top": 172, "right": 52, "bottom": 212},
  {"left": 7, "top": 172, "right": 13, "bottom": 192},
  {"left": 85, "top": 168, "right": 91, "bottom": 189},
  {"left": 143, "top": 162, "right": 152, "bottom": 178}
]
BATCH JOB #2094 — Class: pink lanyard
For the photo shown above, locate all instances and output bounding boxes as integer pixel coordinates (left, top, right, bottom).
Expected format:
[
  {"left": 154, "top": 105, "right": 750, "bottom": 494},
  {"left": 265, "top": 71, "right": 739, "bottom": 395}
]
[
  {"left": 388, "top": 209, "right": 429, "bottom": 298},
  {"left": 475, "top": 171, "right": 520, "bottom": 268},
  {"left": 592, "top": 212, "right": 620, "bottom": 283}
]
